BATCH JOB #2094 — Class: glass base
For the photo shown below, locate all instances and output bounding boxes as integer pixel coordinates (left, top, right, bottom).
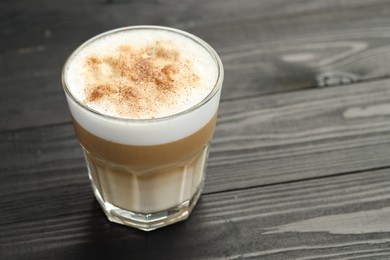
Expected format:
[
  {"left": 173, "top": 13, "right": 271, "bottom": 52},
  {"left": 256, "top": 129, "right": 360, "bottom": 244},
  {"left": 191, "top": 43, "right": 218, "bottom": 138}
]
[{"left": 91, "top": 180, "right": 204, "bottom": 231}]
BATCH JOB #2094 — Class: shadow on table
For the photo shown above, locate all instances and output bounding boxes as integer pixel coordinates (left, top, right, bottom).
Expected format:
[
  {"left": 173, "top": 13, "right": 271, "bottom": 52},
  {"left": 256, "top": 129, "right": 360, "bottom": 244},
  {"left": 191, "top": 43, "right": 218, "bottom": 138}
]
[{"left": 70, "top": 199, "right": 233, "bottom": 260}]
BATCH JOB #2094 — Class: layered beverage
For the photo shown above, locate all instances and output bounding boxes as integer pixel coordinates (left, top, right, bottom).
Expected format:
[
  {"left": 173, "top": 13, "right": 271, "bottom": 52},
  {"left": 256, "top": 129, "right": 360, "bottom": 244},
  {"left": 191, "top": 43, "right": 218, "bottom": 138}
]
[{"left": 62, "top": 26, "right": 223, "bottom": 231}]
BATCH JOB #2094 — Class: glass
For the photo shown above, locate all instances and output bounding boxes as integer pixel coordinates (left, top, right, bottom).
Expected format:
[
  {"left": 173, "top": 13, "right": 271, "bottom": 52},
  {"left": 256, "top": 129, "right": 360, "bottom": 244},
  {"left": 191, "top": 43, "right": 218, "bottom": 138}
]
[{"left": 62, "top": 26, "right": 223, "bottom": 231}]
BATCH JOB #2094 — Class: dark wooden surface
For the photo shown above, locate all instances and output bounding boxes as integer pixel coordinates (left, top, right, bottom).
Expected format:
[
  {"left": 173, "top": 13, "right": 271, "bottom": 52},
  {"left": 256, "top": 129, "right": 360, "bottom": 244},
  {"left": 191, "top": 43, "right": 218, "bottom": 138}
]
[{"left": 1, "top": 1, "right": 390, "bottom": 259}]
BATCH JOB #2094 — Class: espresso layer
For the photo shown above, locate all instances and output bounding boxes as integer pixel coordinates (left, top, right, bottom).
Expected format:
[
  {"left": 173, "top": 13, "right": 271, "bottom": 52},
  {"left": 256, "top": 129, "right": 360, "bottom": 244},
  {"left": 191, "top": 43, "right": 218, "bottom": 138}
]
[{"left": 73, "top": 114, "right": 217, "bottom": 167}]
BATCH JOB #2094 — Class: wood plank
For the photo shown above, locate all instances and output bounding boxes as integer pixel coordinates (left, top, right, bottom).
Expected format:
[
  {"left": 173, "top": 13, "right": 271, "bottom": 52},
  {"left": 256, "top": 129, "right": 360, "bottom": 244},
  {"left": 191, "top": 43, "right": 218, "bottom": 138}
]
[
  {"left": 2, "top": 79, "right": 390, "bottom": 196},
  {"left": 4, "top": 0, "right": 390, "bottom": 22},
  {"left": 208, "top": 78, "right": 390, "bottom": 192},
  {"left": 3, "top": 2, "right": 390, "bottom": 130},
  {"left": 3, "top": 0, "right": 390, "bottom": 46},
  {"left": 1, "top": 168, "right": 390, "bottom": 259}
]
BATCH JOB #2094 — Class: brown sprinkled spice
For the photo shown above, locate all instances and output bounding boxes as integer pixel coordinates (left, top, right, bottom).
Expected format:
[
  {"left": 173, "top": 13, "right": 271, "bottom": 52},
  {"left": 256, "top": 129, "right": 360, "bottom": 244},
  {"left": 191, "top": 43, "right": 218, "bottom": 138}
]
[
  {"left": 156, "top": 46, "right": 179, "bottom": 60},
  {"left": 192, "top": 73, "right": 200, "bottom": 82},
  {"left": 121, "top": 87, "right": 137, "bottom": 100},
  {"left": 155, "top": 77, "right": 172, "bottom": 90},
  {"left": 89, "top": 84, "right": 116, "bottom": 101},
  {"left": 132, "top": 58, "right": 154, "bottom": 82},
  {"left": 161, "top": 64, "right": 177, "bottom": 81},
  {"left": 86, "top": 56, "right": 102, "bottom": 66},
  {"left": 118, "top": 44, "right": 132, "bottom": 53},
  {"left": 84, "top": 41, "right": 200, "bottom": 113}
]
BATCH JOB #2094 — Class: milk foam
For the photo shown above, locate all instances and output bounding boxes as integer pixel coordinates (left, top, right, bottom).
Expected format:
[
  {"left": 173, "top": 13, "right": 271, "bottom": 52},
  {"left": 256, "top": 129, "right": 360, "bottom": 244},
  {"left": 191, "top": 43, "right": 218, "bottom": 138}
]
[{"left": 63, "top": 26, "right": 223, "bottom": 145}]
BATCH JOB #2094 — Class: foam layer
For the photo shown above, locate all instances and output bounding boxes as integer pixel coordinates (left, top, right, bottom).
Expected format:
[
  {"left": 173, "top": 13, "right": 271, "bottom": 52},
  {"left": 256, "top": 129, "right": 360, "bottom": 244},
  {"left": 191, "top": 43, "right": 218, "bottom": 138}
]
[
  {"left": 65, "top": 28, "right": 218, "bottom": 119},
  {"left": 63, "top": 26, "right": 223, "bottom": 145}
]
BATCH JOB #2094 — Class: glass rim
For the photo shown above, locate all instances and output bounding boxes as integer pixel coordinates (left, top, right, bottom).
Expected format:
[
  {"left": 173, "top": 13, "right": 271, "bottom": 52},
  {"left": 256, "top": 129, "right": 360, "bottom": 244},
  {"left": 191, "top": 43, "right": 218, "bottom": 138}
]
[{"left": 61, "top": 25, "right": 224, "bottom": 124}]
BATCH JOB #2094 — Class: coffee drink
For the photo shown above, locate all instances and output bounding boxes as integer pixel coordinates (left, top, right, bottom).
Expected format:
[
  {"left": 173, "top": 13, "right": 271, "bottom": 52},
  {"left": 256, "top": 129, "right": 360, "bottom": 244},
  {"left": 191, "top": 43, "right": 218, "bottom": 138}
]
[{"left": 62, "top": 26, "right": 223, "bottom": 231}]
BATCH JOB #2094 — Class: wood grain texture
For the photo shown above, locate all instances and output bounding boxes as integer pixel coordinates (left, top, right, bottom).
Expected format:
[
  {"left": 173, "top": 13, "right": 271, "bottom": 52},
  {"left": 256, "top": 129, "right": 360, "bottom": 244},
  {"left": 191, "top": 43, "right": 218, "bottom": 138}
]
[
  {"left": 3, "top": 1, "right": 390, "bottom": 130},
  {"left": 2, "top": 79, "right": 390, "bottom": 196},
  {"left": 2, "top": 1, "right": 390, "bottom": 258},
  {"left": 1, "top": 168, "right": 389, "bottom": 259},
  {"left": 208, "top": 78, "right": 390, "bottom": 192}
]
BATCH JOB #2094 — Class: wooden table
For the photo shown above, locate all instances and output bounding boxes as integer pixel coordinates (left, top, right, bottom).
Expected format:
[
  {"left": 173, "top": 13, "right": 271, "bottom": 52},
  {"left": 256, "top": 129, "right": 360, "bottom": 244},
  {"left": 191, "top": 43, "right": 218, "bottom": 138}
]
[{"left": 2, "top": 0, "right": 390, "bottom": 259}]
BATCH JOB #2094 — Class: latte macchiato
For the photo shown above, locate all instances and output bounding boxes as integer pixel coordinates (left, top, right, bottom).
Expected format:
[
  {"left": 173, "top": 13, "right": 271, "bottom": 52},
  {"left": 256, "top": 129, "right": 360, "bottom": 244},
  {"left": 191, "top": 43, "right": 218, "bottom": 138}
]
[{"left": 62, "top": 26, "right": 223, "bottom": 231}]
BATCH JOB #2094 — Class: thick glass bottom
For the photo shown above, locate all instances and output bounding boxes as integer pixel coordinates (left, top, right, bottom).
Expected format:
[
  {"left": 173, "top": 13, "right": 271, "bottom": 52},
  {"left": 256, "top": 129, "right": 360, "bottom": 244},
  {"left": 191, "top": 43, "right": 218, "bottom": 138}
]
[{"left": 91, "top": 180, "right": 204, "bottom": 231}]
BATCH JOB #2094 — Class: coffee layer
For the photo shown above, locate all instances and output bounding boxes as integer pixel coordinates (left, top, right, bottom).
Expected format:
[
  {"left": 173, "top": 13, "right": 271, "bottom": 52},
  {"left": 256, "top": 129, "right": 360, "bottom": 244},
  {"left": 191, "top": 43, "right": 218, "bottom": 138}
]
[
  {"left": 74, "top": 115, "right": 216, "bottom": 213},
  {"left": 73, "top": 113, "right": 217, "bottom": 168}
]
